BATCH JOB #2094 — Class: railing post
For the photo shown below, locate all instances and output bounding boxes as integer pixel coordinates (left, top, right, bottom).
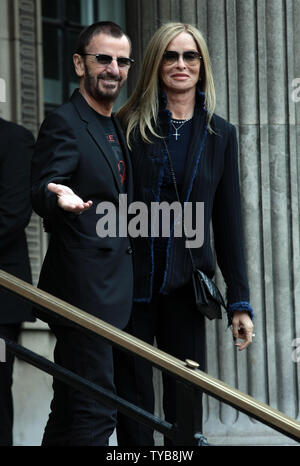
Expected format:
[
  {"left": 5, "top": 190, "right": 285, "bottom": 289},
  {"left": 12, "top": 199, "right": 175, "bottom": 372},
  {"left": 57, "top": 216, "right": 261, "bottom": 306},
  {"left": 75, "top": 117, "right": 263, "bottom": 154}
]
[{"left": 173, "top": 379, "right": 209, "bottom": 446}]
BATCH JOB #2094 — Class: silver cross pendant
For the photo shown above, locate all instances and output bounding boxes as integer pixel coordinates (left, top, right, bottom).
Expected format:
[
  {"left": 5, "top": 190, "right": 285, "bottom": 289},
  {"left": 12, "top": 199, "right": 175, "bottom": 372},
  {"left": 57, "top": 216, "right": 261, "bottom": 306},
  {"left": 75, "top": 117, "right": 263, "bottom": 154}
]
[{"left": 173, "top": 129, "right": 180, "bottom": 140}]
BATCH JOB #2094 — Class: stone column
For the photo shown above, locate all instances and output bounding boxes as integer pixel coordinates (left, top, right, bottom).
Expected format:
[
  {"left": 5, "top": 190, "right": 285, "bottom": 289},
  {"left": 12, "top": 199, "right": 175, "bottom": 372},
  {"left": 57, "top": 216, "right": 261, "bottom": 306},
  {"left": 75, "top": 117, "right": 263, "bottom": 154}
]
[{"left": 126, "top": 0, "right": 300, "bottom": 445}]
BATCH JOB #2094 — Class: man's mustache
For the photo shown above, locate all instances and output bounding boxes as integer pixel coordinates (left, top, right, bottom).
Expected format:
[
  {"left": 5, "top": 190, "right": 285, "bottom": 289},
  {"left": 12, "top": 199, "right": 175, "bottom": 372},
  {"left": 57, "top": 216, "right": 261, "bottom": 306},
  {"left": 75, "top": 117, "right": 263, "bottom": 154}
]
[{"left": 97, "top": 73, "right": 122, "bottom": 82}]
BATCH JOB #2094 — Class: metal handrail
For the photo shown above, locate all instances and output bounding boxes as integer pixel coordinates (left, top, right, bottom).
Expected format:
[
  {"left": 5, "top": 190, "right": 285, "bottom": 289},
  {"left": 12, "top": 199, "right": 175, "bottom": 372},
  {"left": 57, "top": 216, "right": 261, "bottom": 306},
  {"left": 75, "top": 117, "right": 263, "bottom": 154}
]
[
  {"left": 0, "top": 269, "right": 300, "bottom": 443},
  {"left": 1, "top": 335, "right": 175, "bottom": 440}
]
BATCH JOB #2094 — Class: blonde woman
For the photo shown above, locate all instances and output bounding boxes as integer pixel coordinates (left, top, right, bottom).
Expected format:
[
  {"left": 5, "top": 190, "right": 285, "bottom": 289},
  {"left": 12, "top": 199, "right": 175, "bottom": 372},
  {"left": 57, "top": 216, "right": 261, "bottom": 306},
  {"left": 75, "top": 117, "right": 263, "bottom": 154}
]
[{"left": 114, "top": 23, "right": 254, "bottom": 445}]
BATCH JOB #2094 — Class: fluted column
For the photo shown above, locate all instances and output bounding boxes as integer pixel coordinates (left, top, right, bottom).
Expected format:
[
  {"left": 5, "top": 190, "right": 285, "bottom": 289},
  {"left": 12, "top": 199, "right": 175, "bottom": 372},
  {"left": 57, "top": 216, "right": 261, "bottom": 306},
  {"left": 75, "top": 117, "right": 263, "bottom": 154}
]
[
  {"left": 126, "top": 0, "right": 300, "bottom": 445},
  {"left": 8, "top": 0, "right": 47, "bottom": 286}
]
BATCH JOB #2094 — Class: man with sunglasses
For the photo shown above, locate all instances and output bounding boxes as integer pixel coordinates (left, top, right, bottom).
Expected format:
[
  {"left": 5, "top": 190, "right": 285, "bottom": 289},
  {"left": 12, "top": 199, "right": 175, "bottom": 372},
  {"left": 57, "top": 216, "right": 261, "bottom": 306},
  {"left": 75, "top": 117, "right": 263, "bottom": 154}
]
[{"left": 31, "top": 21, "right": 134, "bottom": 446}]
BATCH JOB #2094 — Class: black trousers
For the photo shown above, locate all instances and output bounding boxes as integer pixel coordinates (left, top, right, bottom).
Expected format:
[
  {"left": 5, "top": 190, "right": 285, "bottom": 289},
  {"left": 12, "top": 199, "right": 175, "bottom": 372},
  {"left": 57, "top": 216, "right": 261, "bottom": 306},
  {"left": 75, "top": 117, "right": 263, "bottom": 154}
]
[
  {"left": 114, "top": 283, "right": 206, "bottom": 446},
  {"left": 42, "top": 324, "right": 116, "bottom": 446},
  {"left": 0, "top": 323, "right": 21, "bottom": 446}
]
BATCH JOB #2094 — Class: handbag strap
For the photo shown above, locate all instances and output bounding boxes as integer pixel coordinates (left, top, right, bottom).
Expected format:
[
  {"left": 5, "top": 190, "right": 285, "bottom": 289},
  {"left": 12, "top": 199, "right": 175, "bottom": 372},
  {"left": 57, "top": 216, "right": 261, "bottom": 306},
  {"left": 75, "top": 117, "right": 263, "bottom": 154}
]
[{"left": 162, "top": 138, "right": 197, "bottom": 272}]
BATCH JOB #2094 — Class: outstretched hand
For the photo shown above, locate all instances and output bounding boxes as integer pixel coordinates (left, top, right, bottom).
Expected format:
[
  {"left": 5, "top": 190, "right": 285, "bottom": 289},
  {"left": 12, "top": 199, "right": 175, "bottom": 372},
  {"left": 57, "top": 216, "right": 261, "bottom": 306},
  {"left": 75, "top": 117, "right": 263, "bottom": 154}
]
[
  {"left": 48, "top": 183, "right": 93, "bottom": 213},
  {"left": 232, "top": 311, "right": 254, "bottom": 351}
]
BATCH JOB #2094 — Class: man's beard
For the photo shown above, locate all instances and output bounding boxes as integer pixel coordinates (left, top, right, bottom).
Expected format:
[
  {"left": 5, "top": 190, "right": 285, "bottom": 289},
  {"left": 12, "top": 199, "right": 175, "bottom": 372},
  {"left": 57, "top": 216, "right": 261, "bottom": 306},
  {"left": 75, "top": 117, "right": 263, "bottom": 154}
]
[{"left": 84, "top": 64, "right": 123, "bottom": 103}]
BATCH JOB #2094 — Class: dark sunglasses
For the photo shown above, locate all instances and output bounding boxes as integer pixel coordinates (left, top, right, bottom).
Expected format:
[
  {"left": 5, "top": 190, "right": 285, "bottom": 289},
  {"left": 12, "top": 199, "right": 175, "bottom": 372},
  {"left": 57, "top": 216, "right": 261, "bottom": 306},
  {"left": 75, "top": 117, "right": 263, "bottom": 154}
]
[
  {"left": 162, "top": 50, "right": 202, "bottom": 66},
  {"left": 82, "top": 53, "right": 134, "bottom": 68}
]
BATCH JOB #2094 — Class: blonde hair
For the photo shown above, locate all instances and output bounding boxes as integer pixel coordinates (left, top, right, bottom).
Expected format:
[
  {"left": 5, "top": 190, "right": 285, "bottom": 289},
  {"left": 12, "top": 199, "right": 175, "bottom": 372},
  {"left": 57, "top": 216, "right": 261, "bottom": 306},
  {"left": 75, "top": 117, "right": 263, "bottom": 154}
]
[{"left": 117, "top": 23, "right": 216, "bottom": 148}]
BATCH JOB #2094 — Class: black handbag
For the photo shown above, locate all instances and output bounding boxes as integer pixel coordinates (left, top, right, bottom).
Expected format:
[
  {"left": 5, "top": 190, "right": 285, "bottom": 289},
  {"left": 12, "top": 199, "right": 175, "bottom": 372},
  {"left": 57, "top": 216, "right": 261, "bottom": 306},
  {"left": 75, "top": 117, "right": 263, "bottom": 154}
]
[
  {"left": 162, "top": 138, "right": 226, "bottom": 320},
  {"left": 191, "top": 268, "right": 225, "bottom": 320}
]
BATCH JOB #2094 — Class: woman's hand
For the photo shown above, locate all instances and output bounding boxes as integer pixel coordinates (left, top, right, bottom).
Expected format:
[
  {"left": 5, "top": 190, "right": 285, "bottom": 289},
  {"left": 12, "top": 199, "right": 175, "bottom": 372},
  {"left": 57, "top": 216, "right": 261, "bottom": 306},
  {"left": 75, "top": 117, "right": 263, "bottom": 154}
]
[
  {"left": 232, "top": 311, "right": 254, "bottom": 351},
  {"left": 48, "top": 183, "right": 93, "bottom": 213}
]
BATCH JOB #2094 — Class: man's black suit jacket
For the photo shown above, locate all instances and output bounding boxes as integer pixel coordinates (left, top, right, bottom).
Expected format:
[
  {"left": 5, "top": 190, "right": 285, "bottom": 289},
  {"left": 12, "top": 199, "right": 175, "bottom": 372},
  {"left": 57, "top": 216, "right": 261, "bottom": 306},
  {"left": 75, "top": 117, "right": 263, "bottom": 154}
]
[
  {"left": 31, "top": 90, "right": 134, "bottom": 329},
  {"left": 0, "top": 118, "right": 34, "bottom": 324}
]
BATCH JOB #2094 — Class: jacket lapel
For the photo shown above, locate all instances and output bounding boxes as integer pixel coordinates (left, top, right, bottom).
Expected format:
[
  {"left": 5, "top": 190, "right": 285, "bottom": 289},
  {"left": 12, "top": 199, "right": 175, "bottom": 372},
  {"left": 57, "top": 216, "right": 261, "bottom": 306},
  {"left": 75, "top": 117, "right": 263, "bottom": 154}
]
[
  {"left": 180, "top": 107, "right": 208, "bottom": 203},
  {"left": 71, "top": 89, "right": 123, "bottom": 194},
  {"left": 86, "top": 118, "right": 123, "bottom": 193}
]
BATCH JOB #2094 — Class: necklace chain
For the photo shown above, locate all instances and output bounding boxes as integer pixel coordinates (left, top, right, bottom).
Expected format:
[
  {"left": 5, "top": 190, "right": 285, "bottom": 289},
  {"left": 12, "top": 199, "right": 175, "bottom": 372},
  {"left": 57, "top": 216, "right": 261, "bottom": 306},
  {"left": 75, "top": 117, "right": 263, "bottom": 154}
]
[{"left": 171, "top": 116, "right": 193, "bottom": 141}]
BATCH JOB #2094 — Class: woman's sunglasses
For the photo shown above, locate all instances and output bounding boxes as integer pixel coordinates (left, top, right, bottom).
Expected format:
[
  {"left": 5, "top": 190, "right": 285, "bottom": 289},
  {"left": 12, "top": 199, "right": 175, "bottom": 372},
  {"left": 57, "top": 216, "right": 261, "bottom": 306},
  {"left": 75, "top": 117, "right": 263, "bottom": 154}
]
[{"left": 162, "top": 51, "right": 202, "bottom": 66}]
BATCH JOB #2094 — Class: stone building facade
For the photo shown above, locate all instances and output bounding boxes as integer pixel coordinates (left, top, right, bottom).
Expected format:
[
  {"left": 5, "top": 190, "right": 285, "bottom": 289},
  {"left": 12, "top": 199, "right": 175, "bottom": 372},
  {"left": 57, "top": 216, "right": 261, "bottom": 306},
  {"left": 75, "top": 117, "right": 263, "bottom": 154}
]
[{"left": 0, "top": 0, "right": 299, "bottom": 445}]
